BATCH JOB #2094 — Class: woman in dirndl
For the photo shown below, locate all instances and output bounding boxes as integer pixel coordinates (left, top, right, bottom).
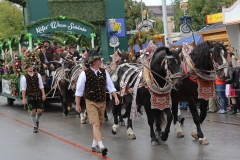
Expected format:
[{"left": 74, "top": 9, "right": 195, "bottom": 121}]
[{"left": 225, "top": 53, "right": 238, "bottom": 114}]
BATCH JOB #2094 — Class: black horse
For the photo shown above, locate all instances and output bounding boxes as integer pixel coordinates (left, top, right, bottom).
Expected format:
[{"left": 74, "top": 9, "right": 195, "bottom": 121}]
[
  {"left": 110, "top": 44, "right": 182, "bottom": 141},
  {"left": 169, "top": 41, "right": 228, "bottom": 145}
]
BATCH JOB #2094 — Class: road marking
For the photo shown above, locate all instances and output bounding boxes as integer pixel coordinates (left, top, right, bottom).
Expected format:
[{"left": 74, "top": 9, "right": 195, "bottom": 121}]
[{"left": 0, "top": 112, "right": 112, "bottom": 160}]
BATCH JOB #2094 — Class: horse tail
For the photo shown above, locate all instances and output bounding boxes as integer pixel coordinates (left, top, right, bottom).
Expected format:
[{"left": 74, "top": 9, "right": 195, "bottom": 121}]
[{"left": 157, "top": 110, "right": 166, "bottom": 127}]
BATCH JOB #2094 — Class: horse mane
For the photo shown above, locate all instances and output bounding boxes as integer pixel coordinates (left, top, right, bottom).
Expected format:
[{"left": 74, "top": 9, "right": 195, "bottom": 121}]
[
  {"left": 190, "top": 41, "right": 212, "bottom": 70},
  {"left": 154, "top": 46, "right": 170, "bottom": 57}
]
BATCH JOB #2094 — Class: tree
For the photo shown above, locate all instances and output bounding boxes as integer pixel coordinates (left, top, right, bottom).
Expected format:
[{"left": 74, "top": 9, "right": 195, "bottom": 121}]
[
  {"left": 7, "top": 0, "right": 26, "bottom": 7},
  {"left": 0, "top": 0, "right": 24, "bottom": 40},
  {"left": 171, "top": 0, "right": 234, "bottom": 32},
  {"left": 151, "top": 17, "right": 164, "bottom": 34},
  {"left": 124, "top": 0, "right": 148, "bottom": 31}
]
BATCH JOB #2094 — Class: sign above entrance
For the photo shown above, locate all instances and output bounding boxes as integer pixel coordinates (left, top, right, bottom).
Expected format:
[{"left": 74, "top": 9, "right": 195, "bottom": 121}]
[{"left": 27, "top": 17, "right": 94, "bottom": 39}]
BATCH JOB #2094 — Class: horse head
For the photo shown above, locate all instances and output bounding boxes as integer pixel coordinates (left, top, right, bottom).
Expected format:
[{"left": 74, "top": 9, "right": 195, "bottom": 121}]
[
  {"left": 209, "top": 41, "right": 229, "bottom": 80},
  {"left": 150, "top": 46, "right": 182, "bottom": 90},
  {"left": 111, "top": 49, "right": 129, "bottom": 65}
]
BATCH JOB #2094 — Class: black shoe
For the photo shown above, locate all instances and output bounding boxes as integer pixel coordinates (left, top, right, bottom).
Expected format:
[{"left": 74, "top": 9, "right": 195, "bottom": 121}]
[
  {"left": 137, "top": 108, "right": 143, "bottom": 115},
  {"left": 36, "top": 121, "right": 39, "bottom": 129},
  {"left": 104, "top": 116, "right": 108, "bottom": 121},
  {"left": 207, "top": 110, "right": 217, "bottom": 113},
  {"left": 33, "top": 127, "right": 38, "bottom": 133},
  {"left": 228, "top": 110, "right": 237, "bottom": 115},
  {"left": 100, "top": 147, "right": 108, "bottom": 156}
]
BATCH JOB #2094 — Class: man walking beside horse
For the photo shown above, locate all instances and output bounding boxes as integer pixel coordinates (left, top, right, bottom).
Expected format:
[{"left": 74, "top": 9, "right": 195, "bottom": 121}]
[{"left": 75, "top": 49, "right": 119, "bottom": 156}]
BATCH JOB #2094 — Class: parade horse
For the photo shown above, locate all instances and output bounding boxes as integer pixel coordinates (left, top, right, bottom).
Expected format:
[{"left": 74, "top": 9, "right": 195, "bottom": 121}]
[
  {"left": 168, "top": 41, "right": 228, "bottom": 145},
  {"left": 51, "top": 59, "right": 76, "bottom": 115},
  {"left": 110, "top": 41, "right": 182, "bottom": 140}
]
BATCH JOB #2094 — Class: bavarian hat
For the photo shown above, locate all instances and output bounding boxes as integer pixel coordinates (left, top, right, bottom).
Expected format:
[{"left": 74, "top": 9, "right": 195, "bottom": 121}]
[
  {"left": 88, "top": 52, "right": 102, "bottom": 64},
  {"left": 24, "top": 62, "right": 34, "bottom": 69},
  {"left": 43, "top": 40, "right": 51, "bottom": 44},
  {"left": 39, "top": 44, "right": 46, "bottom": 49},
  {"left": 69, "top": 44, "right": 76, "bottom": 49}
]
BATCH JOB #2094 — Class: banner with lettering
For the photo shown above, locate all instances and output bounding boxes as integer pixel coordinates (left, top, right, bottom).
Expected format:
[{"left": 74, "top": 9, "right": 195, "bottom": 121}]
[
  {"left": 108, "top": 18, "right": 126, "bottom": 37},
  {"left": 29, "top": 20, "right": 93, "bottom": 39}
]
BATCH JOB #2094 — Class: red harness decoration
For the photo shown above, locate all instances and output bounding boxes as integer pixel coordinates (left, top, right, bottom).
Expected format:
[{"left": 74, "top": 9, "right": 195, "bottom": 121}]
[
  {"left": 149, "top": 90, "right": 171, "bottom": 110},
  {"left": 183, "top": 61, "right": 215, "bottom": 100},
  {"left": 183, "top": 61, "right": 197, "bottom": 82},
  {"left": 197, "top": 79, "right": 215, "bottom": 100}
]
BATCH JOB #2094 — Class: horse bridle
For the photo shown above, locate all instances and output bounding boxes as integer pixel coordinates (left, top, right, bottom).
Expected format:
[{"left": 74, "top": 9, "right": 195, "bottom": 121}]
[
  {"left": 162, "top": 55, "right": 182, "bottom": 79},
  {"left": 209, "top": 42, "right": 229, "bottom": 71}
]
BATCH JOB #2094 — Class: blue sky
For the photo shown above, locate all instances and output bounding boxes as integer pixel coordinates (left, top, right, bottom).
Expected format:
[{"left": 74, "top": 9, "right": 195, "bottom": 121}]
[{"left": 136, "top": 0, "right": 172, "bottom": 6}]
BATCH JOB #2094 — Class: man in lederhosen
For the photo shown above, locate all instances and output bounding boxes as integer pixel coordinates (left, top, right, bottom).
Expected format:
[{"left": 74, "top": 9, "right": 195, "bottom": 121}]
[
  {"left": 21, "top": 64, "right": 46, "bottom": 133},
  {"left": 75, "top": 51, "right": 119, "bottom": 156}
]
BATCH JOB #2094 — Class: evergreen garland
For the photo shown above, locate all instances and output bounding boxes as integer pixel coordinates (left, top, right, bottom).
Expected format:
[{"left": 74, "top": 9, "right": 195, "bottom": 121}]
[{"left": 39, "top": 35, "right": 65, "bottom": 46}]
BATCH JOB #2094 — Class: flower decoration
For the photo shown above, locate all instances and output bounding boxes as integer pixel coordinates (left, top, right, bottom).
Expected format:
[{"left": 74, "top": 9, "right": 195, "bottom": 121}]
[{"left": 22, "top": 52, "right": 41, "bottom": 72}]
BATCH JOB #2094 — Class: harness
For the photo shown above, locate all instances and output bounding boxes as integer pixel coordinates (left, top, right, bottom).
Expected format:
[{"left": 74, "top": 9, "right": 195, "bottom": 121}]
[{"left": 181, "top": 42, "right": 228, "bottom": 100}]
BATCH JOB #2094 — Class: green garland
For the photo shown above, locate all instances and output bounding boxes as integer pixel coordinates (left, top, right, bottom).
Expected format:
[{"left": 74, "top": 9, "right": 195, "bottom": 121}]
[
  {"left": 51, "top": 31, "right": 78, "bottom": 44},
  {"left": 19, "top": 30, "right": 28, "bottom": 43},
  {"left": 11, "top": 35, "right": 20, "bottom": 46},
  {"left": 39, "top": 36, "right": 65, "bottom": 46},
  {"left": 128, "top": 29, "right": 160, "bottom": 46},
  {"left": 48, "top": 0, "right": 106, "bottom": 23},
  {"left": 26, "top": 16, "right": 96, "bottom": 33}
]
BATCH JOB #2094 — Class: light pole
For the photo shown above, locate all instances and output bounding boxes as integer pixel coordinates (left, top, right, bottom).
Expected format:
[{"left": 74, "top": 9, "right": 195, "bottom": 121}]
[
  {"left": 162, "top": 0, "right": 169, "bottom": 47},
  {"left": 135, "top": 18, "right": 139, "bottom": 30}
]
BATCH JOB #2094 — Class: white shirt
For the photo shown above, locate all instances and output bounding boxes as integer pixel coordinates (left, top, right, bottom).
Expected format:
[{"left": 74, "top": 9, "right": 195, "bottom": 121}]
[
  {"left": 21, "top": 73, "right": 44, "bottom": 91},
  {"left": 75, "top": 68, "right": 116, "bottom": 97}
]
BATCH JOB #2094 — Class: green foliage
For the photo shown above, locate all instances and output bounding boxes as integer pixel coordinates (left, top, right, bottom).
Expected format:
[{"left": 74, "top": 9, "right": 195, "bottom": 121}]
[
  {"left": 0, "top": 1, "right": 24, "bottom": 40},
  {"left": 150, "top": 17, "right": 164, "bottom": 34},
  {"left": 124, "top": 0, "right": 148, "bottom": 31},
  {"left": 7, "top": 0, "right": 26, "bottom": 6},
  {"left": 39, "top": 36, "right": 65, "bottom": 46},
  {"left": 48, "top": 0, "right": 106, "bottom": 23},
  {"left": 172, "top": 0, "right": 234, "bottom": 32}
]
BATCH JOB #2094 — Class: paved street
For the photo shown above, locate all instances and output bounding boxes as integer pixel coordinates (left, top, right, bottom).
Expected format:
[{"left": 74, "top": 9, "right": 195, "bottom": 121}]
[{"left": 1, "top": 96, "right": 240, "bottom": 160}]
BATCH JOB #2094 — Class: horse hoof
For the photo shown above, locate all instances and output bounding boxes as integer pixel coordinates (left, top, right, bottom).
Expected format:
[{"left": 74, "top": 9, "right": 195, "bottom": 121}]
[
  {"left": 151, "top": 141, "right": 159, "bottom": 146},
  {"left": 112, "top": 129, "right": 117, "bottom": 135},
  {"left": 199, "top": 137, "right": 209, "bottom": 145},
  {"left": 119, "top": 121, "right": 125, "bottom": 126},
  {"left": 177, "top": 132, "right": 184, "bottom": 138},
  {"left": 161, "top": 132, "right": 169, "bottom": 141},
  {"left": 67, "top": 107, "right": 71, "bottom": 111},
  {"left": 155, "top": 130, "right": 161, "bottom": 136},
  {"left": 128, "top": 134, "right": 136, "bottom": 139},
  {"left": 191, "top": 132, "right": 198, "bottom": 140},
  {"left": 112, "top": 124, "right": 119, "bottom": 135},
  {"left": 126, "top": 128, "right": 136, "bottom": 139},
  {"left": 81, "top": 119, "right": 86, "bottom": 124}
]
